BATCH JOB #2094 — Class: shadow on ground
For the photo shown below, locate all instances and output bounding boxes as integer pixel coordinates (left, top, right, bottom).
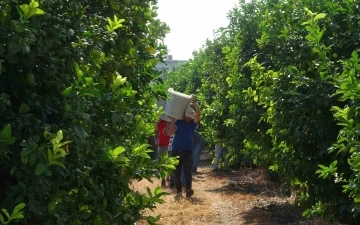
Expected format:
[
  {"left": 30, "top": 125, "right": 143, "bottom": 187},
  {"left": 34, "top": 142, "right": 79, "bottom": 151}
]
[
  {"left": 186, "top": 196, "right": 206, "bottom": 205},
  {"left": 242, "top": 202, "right": 314, "bottom": 225},
  {"left": 197, "top": 159, "right": 327, "bottom": 225},
  {"left": 203, "top": 167, "right": 282, "bottom": 198},
  {"left": 205, "top": 181, "right": 278, "bottom": 197}
]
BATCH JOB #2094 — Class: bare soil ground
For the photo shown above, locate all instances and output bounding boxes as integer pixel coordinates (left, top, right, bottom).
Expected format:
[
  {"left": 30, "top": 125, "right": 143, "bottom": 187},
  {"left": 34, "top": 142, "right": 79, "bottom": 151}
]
[{"left": 132, "top": 159, "right": 337, "bottom": 225}]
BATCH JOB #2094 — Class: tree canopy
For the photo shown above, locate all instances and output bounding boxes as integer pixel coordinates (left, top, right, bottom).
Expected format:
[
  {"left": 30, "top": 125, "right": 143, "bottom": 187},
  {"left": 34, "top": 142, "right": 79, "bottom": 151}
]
[{"left": 165, "top": 0, "right": 360, "bottom": 223}]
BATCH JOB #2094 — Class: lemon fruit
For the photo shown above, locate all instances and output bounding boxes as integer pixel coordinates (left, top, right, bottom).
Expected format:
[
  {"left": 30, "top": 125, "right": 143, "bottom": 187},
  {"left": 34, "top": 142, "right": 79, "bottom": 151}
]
[
  {"left": 46, "top": 201, "right": 56, "bottom": 212},
  {"left": 64, "top": 103, "right": 72, "bottom": 112},
  {"left": 25, "top": 73, "right": 36, "bottom": 86}
]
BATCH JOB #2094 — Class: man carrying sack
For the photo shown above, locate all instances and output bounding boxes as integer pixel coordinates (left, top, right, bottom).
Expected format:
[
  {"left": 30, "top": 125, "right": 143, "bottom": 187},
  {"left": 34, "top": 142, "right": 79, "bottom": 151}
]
[{"left": 169, "top": 95, "right": 200, "bottom": 198}]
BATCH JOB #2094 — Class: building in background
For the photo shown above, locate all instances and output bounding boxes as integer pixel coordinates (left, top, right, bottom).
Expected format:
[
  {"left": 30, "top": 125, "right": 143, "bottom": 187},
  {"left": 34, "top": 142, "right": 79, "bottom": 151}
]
[{"left": 156, "top": 55, "right": 187, "bottom": 79}]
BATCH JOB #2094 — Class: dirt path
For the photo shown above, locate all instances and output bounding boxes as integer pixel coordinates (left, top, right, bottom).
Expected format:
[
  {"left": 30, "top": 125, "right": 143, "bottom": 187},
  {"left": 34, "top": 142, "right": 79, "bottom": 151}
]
[{"left": 133, "top": 160, "right": 328, "bottom": 225}]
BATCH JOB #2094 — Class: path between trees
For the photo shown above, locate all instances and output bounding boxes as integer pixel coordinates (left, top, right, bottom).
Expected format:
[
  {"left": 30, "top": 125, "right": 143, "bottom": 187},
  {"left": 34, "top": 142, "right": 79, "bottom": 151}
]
[{"left": 133, "top": 159, "right": 330, "bottom": 225}]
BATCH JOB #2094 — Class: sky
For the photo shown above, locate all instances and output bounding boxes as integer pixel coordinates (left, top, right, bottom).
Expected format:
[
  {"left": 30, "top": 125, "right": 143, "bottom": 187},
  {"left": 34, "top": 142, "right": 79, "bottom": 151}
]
[{"left": 157, "top": 0, "right": 239, "bottom": 60}]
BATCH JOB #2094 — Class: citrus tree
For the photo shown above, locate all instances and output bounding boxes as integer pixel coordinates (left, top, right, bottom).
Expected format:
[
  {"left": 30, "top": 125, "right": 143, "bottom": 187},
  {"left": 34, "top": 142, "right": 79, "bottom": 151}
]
[
  {"left": 165, "top": 0, "right": 360, "bottom": 222},
  {"left": 0, "top": 0, "right": 175, "bottom": 224}
]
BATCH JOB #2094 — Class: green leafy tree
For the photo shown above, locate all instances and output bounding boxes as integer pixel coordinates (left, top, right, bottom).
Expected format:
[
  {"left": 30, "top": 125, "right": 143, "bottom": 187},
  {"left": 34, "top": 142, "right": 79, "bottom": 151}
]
[
  {"left": 165, "top": 0, "right": 360, "bottom": 222},
  {"left": 301, "top": 5, "right": 360, "bottom": 222},
  {"left": 0, "top": 0, "right": 176, "bottom": 224}
]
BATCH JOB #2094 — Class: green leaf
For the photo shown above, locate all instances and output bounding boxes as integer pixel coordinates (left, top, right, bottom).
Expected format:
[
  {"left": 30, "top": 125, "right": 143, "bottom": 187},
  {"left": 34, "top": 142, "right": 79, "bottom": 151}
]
[
  {"left": 355, "top": 197, "right": 360, "bottom": 203},
  {"left": 10, "top": 167, "right": 16, "bottom": 176},
  {"left": 55, "top": 130, "right": 63, "bottom": 144},
  {"left": 78, "top": 89, "right": 102, "bottom": 98},
  {"left": 106, "top": 15, "right": 125, "bottom": 32},
  {"left": 74, "top": 63, "right": 83, "bottom": 80},
  {"left": 35, "top": 162, "right": 48, "bottom": 175},
  {"left": 1, "top": 124, "right": 12, "bottom": 139},
  {"left": 17, "top": 0, "right": 46, "bottom": 20},
  {"left": 109, "top": 0, "right": 120, "bottom": 11},
  {"left": 330, "top": 160, "right": 338, "bottom": 168},
  {"left": 29, "top": 153, "right": 37, "bottom": 166},
  {"left": 160, "top": 169, "right": 167, "bottom": 177},
  {"left": 0, "top": 4, "right": 11, "bottom": 25},
  {"left": 76, "top": 100, "right": 85, "bottom": 114},
  {"left": 21, "top": 155, "right": 28, "bottom": 165},
  {"left": 304, "top": 26, "right": 315, "bottom": 33},
  {"left": 1, "top": 124, "right": 15, "bottom": 144},
  {"left": 18, "top": 4, "right": 29, "bottom": 20},
  {"left": 100, "top": 152, "right": 112, "bottom": 161},
  {"left": 115, "top": 156, "right": 130, "bottom": 164},
  {"left": 146, "top": 215, "right": 161, "bottom": 223},
  {"left": 49, "top": 160, "right": 66, "bottom": 169},
  {"left": 62, "top": 86, "right": 77, "bottom": 97},
  {"left": 316, "top": 29, "right": 324, "bottom": 41},
  {"left": 113, "top": 146, "right": 126, "bottom": 156},
  {"left": 146, "top": 187, "right": 153, "bottom": 198},
  {"left": 71, "top": 42, "right": 78, "bottom": 48},
  {"left": 305, "top": 34, "right": 317, "bottom": 41},
  {"left": 302, "top": 209, "right": 311, "bottom": 218},
  {"left": 314, "top": 13, "right": 326, "bottom": 21},
  {"left": 8, "top": 212, "right": 24, "bottom": 221},
  {"left": 54, "top": 149, "right": 67, "bottom": 159},
  {"left": 12, "top": 203, "right": 25, "bottom": 214},
  {"left": 29, "top": 0, "right": 39, "bottom": 8},
  {"left": 137, "top": 152, "right": 151, "bottom": 159},
  {"left": 351, "top": 50, "right": 358, "bottom": 61},
  {"left": 318, "top": 164, "right": 328, "bottom": 170},
  {"left": 112, "top": 22, "right": 124, "bottom": 31},
  {"left": 154, "top": 187, "right": 162, "bottom": 196},
  {"left": 1, "top": 209, "right": 9, "bottom": 219},
  {"left": 126, "top": 89, "right": 137, "bottom": 97},
  {"left": 78, "top": 210, "right": 91, "bottom": 219},
  {"left": 304, "top": 7, "right": 314, "bottom": 16},
  {"left": 166, "top": 164, "right": 176, "bottom": 170},
  {"left": 27, "top": 8, "right": 45, "bottom": 19},
  {"left": 132, "top": 144, "right": 148, "bottom": 154},
  {"left": 58, "top": 141, "right": 71, "bottom": 147},
  {"left": 47, "top": 148, "right": 53, "bottom": 162}
]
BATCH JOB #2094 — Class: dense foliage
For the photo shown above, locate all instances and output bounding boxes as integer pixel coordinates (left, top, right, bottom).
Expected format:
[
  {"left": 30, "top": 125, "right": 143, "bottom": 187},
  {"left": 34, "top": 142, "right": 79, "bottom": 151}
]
[
  {"left": 165, "top": 0, "right": 360, "bottom": 222},
  {"left": 0, "top": 0, "right": 176, "bottom": 224}
]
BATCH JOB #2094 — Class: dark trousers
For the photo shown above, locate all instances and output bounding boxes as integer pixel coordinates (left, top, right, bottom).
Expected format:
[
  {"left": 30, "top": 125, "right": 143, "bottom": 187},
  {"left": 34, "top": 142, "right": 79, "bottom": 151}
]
[{"left": 171, "top": 150, "right": 192, "bottom": 191}]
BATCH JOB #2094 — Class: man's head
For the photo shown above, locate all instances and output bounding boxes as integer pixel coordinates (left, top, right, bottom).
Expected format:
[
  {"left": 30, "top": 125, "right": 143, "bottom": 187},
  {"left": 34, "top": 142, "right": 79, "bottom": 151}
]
[{"left": 184, "top": 105, "right": 195, "bottom": 123}]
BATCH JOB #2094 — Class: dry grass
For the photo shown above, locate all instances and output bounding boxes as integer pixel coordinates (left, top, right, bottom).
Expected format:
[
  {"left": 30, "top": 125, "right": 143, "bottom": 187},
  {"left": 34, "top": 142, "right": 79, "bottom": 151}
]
[
  {"left": 132, "top": 177, "right": 218, "bottom": 225},
  {"left": 132, "top": 159, "right": 340, "bottom": 225}
]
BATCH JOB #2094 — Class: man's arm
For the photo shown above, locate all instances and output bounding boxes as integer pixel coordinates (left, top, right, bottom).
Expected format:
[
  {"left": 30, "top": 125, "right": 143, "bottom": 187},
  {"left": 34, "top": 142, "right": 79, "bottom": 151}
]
[
  {"left": 169, "top": 117, "right": 177, "bottom": 135},
  {"left": 192, "top": 102, "right": 201, "bottom": 125}
]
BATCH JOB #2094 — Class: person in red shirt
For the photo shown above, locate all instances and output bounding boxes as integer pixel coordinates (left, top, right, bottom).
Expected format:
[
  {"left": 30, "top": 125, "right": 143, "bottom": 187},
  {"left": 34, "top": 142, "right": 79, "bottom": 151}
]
[{"left": 156, "top": 118, "right": 171, "bottom": 186}]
